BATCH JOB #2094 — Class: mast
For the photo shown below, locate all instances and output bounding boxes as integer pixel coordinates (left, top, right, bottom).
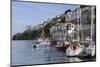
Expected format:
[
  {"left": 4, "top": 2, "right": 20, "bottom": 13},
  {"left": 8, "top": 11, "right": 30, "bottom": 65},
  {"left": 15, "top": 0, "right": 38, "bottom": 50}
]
[
  {"left": 80, "top": 8, "right": 82, "bottom": 42},
  {"left": 77, "top": 8, "right": 80, "bottom": 42},
  {"left": 91, "top": 6, "right": 94, "bottom": 44}
]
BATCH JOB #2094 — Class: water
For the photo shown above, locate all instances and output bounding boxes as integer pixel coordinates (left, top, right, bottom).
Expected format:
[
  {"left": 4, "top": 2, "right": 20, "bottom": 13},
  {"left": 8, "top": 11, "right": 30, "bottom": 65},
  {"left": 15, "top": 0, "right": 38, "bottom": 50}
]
[{"left": 11, "top": 40, "right": 95, "bottom": 66}]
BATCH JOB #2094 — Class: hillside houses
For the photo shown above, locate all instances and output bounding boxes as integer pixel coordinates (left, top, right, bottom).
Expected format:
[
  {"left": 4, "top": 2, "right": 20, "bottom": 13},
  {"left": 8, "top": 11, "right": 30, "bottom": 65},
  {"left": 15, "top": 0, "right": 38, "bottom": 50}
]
[{"left": 50, "top": 6, "right": 96, "bottom": 43}]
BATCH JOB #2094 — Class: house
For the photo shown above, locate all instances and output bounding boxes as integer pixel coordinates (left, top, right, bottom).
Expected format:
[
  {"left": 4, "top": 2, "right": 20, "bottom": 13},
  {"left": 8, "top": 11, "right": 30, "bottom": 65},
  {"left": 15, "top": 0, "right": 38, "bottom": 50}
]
[{"left": 50, "top": 6, "right": 96, "bottom": 44}]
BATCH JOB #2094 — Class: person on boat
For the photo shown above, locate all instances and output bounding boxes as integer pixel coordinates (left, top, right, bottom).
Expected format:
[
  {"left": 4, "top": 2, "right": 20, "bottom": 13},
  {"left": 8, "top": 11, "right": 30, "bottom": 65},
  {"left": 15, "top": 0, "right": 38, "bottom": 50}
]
[
  {"left": 72, "top": 41, "right": 80, "bottom": 50},
  {"left": 33, "top": 45, "right": 36, "bottom": 48}
]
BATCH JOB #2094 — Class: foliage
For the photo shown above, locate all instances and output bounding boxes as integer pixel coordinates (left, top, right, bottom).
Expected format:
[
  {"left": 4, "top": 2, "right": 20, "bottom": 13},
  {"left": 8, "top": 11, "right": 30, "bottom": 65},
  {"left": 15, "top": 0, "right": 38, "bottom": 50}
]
[
  {"left": 12, "top": 33, "right": 23, "bottom": 40},
  {"left": 64, "top": 9, "right": 71, "bottom": 14},
  {"left": 12, "top": 28, "right": 43, "bottom": 40},
  {"left": 12, "top": 9, "right": 71, "bottom": 40}
]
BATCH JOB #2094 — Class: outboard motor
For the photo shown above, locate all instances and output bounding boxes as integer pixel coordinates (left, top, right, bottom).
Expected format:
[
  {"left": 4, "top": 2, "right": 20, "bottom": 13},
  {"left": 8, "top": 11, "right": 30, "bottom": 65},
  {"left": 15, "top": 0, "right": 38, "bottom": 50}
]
[{"left": 33, "top": 45, "right": 36, "bottom": 48}]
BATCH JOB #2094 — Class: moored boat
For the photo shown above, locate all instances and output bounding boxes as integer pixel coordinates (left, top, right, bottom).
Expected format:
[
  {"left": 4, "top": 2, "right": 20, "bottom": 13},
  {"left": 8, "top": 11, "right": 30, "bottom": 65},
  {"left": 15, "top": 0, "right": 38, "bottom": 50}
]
[
  {"left": 85, "top": 45, "right": 95, "bottom": 57},
  {"left": 55, "top": 41, "right": 70, "bottom": 52},
  {"left": 78, "top": 41, "right": 96, "bottom": 58},
  {"left": 49, "top": 40, "right": 57, "bottom": 45},
  {"left": 65, "top": 42, "right": 84, "bottom": 57}
]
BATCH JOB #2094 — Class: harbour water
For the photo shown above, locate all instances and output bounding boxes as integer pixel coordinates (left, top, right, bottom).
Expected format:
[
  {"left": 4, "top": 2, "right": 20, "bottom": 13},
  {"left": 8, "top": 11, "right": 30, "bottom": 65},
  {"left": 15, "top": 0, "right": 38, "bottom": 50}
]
[{"left": 11, "top": 40, "right": 95, "bottom": 66}]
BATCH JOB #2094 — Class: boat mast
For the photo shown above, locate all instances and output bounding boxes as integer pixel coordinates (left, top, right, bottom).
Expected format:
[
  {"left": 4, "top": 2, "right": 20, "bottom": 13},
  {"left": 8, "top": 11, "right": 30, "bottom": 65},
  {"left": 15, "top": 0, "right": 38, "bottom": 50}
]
[
  {"left": 80, "top": 8, "right": 82, "bottom": 42},
  {"left": 77, "top": 8, "right": 80, "bottom": 42},
  {"left": 91, "top": 6, "right": 94, "bottom": 44}
]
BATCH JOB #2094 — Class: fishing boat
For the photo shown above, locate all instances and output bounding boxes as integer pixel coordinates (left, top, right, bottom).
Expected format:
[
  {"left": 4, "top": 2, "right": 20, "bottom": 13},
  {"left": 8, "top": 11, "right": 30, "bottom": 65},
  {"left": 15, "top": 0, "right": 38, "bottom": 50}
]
[
  {"left": 77, "top": 41, "right": 96, "bottom": 58},
  {"left": 49, "top": 40, "right": 57, "bottom": 45},
  {"left": 55, "top": 41, "right": 70, "bottom": 52},
  {"left": 85, "top": 44, "right": 95, "bottom": 57},
  {"left": 65, "top": 41, "right": 84, "bottom": 57}
]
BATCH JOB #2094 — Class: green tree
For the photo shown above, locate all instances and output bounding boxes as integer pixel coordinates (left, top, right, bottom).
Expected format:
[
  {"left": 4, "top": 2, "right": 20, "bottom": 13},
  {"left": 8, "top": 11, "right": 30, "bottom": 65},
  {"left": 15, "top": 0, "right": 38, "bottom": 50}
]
[
  {"left": 12, "top": 33, "right": 23, "bottom": 40},
  {"left": 64, "top": 9, "right": 71, "bottom": 14}
]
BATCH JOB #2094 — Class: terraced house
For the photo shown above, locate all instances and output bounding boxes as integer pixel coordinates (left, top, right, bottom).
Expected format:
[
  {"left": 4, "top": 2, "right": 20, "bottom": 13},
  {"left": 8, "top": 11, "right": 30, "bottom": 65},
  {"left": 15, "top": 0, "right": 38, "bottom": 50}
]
[{"left": 50, "top": 6, "right": 96, "bottom": 45}]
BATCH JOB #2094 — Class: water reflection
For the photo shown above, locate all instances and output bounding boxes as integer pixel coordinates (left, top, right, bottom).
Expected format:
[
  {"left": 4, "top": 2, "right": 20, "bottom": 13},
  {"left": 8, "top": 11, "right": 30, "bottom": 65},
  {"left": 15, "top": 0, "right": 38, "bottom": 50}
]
[{"left": 11, "top": 40, "right": 95, "bottom": 66}]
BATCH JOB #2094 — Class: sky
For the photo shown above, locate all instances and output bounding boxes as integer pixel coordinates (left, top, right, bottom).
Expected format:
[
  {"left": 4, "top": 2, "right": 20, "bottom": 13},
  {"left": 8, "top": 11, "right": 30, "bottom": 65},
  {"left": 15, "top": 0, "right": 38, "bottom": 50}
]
[{"left": 12, "top": 1, "right": 80, "bottom": 35}]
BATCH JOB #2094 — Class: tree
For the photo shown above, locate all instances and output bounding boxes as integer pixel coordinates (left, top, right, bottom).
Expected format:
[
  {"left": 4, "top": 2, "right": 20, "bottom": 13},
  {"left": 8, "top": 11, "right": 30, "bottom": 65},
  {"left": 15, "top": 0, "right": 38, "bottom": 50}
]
[
  {"left": 44, "top": 18, "right": 58, "bottom": 37},
  {"left": 12, "top": 33, "right": 23, "bottom": 40},
  {"left": 64, "top": 9, "right": 71, "bottom": 14}
]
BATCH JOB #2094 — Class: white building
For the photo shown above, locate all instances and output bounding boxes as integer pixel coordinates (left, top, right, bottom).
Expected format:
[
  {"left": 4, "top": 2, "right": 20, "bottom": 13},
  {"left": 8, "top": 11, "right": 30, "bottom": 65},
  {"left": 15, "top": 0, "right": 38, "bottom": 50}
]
[
  {"left": 50, "top": 6, "right": 96, "bottom": 43},
  {"left": 50, "top": 23, "right": 65, "bottom": 41}
]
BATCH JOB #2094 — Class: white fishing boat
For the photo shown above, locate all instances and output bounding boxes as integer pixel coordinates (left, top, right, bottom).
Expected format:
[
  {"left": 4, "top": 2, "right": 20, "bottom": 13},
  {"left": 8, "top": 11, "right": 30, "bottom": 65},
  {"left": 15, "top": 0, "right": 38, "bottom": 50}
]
[
  {"left": 66, "top": 47, "right": 83, "bottom": 57},
  {"left": 85, "top": 43, "right": 95, "bottom": 57},
  {"left": 66, "top": 42, "right": 84, "bottom": 57},
  {"left": 77, "top": 41, "right": 96, "bottom": 57}
]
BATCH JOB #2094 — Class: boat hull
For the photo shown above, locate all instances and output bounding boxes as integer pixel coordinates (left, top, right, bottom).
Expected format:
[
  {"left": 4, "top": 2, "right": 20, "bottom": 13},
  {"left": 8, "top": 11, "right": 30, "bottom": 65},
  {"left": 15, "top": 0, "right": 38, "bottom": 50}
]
[
  {"left": 66, "top": 47, "right": 83, "bottom": 57},
  {"left": 57, "top": 46, "right": 67, "bottom": 52}
]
